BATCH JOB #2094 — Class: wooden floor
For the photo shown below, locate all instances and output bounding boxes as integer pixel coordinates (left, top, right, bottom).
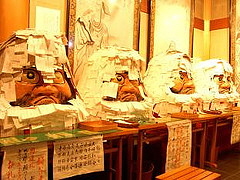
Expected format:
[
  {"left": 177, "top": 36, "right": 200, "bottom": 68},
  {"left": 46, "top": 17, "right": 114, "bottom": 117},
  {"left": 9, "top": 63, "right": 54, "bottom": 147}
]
[{"left": 206, "top": 147, "right": 240, "bottom": 180}]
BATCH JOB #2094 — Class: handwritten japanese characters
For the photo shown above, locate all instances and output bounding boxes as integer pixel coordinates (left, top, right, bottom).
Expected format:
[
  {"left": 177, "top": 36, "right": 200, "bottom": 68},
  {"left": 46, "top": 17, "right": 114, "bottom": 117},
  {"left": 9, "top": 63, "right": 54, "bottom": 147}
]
[
  {"left": 231, "top": 113, "right": 240, "bottom": 144},
  {"left": 53, "top": 135, "right": 104, "bottom": 179},
  {"left": 165, "top": 120, "right": 192, "bottom": 172},
  {"left": 2, "top": 142, "right": 47, "bottom": 180}
]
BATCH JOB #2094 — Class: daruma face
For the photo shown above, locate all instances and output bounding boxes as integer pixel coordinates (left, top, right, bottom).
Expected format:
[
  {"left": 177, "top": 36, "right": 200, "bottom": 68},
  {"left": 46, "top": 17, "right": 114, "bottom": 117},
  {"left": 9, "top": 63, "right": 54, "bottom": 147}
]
[
  {"left": 13, "top": 67, "right": 73, "bottom": 107},
  {"left": 103, "top": 71, "right": 143, "bottom": 102},
  {"left": 170, "top": 71, "right": 195, "bottom": 94},
  {"left": 213, "top": 74, "right": 231, "bottom": 94}
]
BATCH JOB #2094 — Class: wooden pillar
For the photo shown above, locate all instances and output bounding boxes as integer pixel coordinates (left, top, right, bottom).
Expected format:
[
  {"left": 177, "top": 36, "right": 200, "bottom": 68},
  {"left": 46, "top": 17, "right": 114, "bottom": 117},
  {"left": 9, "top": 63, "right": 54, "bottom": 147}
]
[{"left": 0, "top": 0, "right": 29, "bottom": 42}]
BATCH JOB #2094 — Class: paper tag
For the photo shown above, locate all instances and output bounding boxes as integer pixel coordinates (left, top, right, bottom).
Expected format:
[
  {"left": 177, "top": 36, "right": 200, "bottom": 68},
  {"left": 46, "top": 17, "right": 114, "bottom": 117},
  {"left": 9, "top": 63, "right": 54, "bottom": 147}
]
[{"left": 101, "top": 82, "right": 118, "bottom": 98}]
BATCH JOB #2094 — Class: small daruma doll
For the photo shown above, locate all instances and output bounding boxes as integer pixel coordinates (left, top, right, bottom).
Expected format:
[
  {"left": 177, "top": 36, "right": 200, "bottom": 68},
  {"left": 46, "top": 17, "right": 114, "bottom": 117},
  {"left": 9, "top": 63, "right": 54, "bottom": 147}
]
[
  {"left": 77, "top": 46, "right": 152, "bottom": 121},
  {"left": 0, "top": 29, "right": 88, "bottom": 137}
]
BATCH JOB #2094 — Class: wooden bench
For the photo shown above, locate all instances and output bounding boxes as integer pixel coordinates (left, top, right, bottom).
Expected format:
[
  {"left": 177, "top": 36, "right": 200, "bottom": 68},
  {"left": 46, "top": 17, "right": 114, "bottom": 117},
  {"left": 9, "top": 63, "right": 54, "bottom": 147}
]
[{"left": 155, "top": 166, "right": 221, "bottom": 180}]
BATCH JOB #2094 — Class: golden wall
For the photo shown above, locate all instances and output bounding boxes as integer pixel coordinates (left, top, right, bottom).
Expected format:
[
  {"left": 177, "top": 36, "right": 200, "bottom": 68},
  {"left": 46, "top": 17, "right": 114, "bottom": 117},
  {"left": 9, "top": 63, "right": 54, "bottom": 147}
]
[
  {"left": 0, "top": 0, "right": 29, "bottom": 42},
  {"left": 0, "top": 0, "right": 67, "bottom": 43}
]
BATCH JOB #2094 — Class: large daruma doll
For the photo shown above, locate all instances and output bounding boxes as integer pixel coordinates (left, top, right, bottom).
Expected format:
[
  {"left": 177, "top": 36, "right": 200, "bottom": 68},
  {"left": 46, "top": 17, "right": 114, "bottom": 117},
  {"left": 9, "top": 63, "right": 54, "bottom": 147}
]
[
  {"left": 77, "top": 46, "right": 152, "bottom": 121},
  {"left": 0, "top": 29, "right": 88, "bottom": 137},
  {"left": 193, "top": 59, "right": 240, "bottom": 111},
  {"left": 144, "top": 50, "right": 199, "bottom": 116}
]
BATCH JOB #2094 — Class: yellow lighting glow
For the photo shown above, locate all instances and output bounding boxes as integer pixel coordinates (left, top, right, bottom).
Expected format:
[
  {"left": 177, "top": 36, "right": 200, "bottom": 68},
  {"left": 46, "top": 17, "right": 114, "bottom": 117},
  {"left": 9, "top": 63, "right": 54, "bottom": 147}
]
[{"left": 109, "top": 0, "right": 117, "bottom": 5}]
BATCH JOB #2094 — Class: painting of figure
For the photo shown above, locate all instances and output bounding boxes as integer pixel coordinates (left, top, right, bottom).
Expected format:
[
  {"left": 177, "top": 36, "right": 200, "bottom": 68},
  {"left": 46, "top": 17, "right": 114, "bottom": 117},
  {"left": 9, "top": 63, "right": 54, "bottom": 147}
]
[{"left": 68, "top": 0, "right": 139, "bottom": 85}]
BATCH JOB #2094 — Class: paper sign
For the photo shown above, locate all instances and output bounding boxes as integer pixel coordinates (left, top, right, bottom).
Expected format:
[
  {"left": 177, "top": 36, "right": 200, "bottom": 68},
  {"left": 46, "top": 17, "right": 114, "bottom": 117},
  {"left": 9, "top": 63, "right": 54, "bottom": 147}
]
[
  {"left": 35, "top": 56, "right": 55, "bottom": 73},
  {"left": 53, "top": 135, "right": 104, "bottom": 179},
  {"left": 36, "top": 6, "right": 60, "bottom": 34},
  {"left": 231, "top": 114, "right": 240, "bottom": 144},
  {"left": 165, "top": 120, "right": 192, "bottom": 172},
  {"left": 102, "top": 82, "right": 118, "bottom": 98},
  {"left": 2, "top": 142, "right": 48, "bottom": 180}
]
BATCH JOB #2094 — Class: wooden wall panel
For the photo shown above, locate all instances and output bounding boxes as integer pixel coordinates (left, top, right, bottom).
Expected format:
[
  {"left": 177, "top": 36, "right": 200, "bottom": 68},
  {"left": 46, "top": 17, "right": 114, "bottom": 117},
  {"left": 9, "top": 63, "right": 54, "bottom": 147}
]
[
  {"left": 195, "top": 0, "right": 204, "bottom": 19},
  {"left": 141, "top": 0, "right": 150, "bottom": 14},
  {"left": 194, "top": 17, "right": 204, "bottom": 31},
  {"left": 211, "top": 0, "right": 229, "bottom": 19},
  {"left": 210, "top": 17, "right": 229, "bottom": 31}
]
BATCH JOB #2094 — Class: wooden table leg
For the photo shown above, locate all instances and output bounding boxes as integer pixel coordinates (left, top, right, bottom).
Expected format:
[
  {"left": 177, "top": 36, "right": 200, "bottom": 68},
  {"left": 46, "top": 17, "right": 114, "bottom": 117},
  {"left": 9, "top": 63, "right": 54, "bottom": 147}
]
[
  {"left": 127, "top": 135, "right": 134, "bottom": 180},
  {"left": 205, "top": 119, "right": 218, "bottom": 168},
  {"left": 199, "top": 122, "right": 207, "bottom": 168},
  {"left": 137, "top": 130, "right": 144, "bottom": 180},
  {"left": 116, "top": 137, "right": 123, "bottom": 180},
  {"left": 191, "top": 131, "right": 197, "bottom": 166},
  {"left": 108, "top": 140, "right": 113, "bottom": 180},
  {"left": 209, "top": 119, "right": 218, "bottom": 168}
]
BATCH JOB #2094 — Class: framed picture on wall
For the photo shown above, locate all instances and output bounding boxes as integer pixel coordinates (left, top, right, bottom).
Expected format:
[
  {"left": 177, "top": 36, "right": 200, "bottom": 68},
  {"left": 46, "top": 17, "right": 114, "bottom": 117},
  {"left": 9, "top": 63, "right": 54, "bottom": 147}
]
[
  {"left": 29, "top": 0, "right": 67, "bottom": 34},
  {"left": 231, "top": 0, "right": 240, "bottom": 91},
  {"left": 67, "top": 0, "right": 140, "bottom": 84},
  {"left": 149, "top": 0, "right": 193, "bottom": 59}
]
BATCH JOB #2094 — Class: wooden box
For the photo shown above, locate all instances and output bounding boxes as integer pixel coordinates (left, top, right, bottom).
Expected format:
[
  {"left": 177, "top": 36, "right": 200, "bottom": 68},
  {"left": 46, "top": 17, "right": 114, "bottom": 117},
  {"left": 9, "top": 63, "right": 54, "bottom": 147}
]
[{"left": 79, "top": 120, "right": 118, "bottom": 131}]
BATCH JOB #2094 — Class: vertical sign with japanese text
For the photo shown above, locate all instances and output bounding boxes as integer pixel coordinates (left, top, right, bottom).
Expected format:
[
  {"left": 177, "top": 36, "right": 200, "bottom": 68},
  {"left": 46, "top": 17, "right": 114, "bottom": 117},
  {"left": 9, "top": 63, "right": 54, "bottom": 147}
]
[
  {"left": 2, "top": 142, "right": 48, "bottom": 180},
  {"left": 166, "top": 120, "right": 192, "bottom": 172},
  {"left": 53, "top": 135, "right": 104, "bottom": 179}
]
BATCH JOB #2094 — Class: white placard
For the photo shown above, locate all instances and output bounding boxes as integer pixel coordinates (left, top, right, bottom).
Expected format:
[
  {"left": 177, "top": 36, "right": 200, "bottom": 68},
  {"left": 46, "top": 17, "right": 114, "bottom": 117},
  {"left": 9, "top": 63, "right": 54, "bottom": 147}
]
[
  {"left": 35, "top": 6, "right": 60, "bottom": 34},
  {"left": 165, "top": 120, "right": 192, "bottom": 172},
  {"left": 231, "top": 114, "right": 240, "bottom": 144},
  {"left": 53, "top": 135, "right": 104, "bottom": 179}
]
